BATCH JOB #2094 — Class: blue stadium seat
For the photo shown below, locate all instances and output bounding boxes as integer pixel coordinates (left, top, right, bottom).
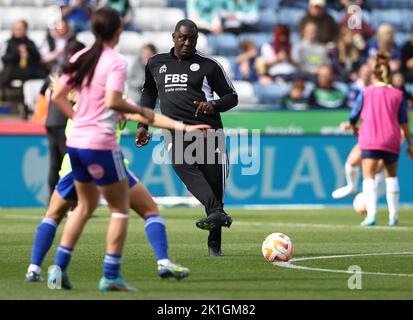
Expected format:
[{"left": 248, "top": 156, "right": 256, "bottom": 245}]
[
  {"left": 253, "top": 83, "right": 289, "bottom": 105},
  {"left": 238, "top": 32, "right": 273, "bottom": 51},
  {"left": 395, "top": 32, "right": 411, "bottom": 47},
  {"left": 208, "top": 33, "right": 240, "bottom": 56},
  {"left": 258, "top": 0, "right": 281, "bottom": 10},
  {"left": 371, "top": 9, "right": 406, "bottom": 31},
  {"left": 279, "top": 0, "right": 308, "bottom": 9},
  {"left": 276, "top": 8, "right": 306, "bottom": 31},
  {"left": 256, "top": 10, "right": 278, "bottom": 32},
  {"left": 166, "top": 0, "right": 186, "bottom": 9}
]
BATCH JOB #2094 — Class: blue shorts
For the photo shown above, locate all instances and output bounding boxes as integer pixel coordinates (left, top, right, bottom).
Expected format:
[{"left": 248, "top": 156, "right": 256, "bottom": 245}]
[
  {"left": 56, "top": 169, "right": 140, "bottom": 202},
  {"left": 67, "top": 147, "right": 128, "bottom": 186},
  {"left": 361, "top": 149, "right": 399, "bottom": 164}
]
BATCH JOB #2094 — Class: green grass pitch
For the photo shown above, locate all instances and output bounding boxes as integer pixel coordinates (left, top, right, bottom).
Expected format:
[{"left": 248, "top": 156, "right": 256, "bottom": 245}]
[{"left": 0, "top": 207, "right": 412, "bottom": 300}]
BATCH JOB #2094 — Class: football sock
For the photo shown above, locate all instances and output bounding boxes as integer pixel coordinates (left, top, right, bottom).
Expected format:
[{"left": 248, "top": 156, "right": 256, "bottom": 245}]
[
  {"left": 363, "top": 179, "right": 377, "bottom": 220},
  {"left": 103, "top": 253, "right": 122, "bottom": 280},
  {"left": 28, "top": 217, "right": 58, "bottom": 273},
  {"left": 54, "top": 245, "right": 73, "bottom": 272},
  {"left": 385, "top": 177, "right": 399, "bottom": 221},
  {"left": 144, "top": 214, "right": 168, "bottom": 261},
  {"left": 374, "top": 171, "right": 385, "bottom": 200},
  {"left": 345, "top": 162, "right": 359, "bottom": 191}
]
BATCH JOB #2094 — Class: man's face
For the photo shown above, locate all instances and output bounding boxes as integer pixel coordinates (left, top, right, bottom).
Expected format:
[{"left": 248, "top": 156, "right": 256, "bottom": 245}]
[{"left": 173, "top": 25, "right": 198, "bottom": 58}]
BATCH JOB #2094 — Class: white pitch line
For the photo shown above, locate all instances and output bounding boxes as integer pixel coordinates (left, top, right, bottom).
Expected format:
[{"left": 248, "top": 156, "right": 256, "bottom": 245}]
[
  {"left": 1, "top": 214, "right": 413, "bottom": 230},
  {"left": 233, "top": 221, "right": 413, "bottom": 231},
  {"left": 273, "top": 252, "right": 413, "bottom": 277}
]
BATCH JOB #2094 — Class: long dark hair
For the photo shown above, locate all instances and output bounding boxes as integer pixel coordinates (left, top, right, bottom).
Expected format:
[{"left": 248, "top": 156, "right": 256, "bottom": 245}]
[{"left": 62, "top": 8, "right": 121, "bottom": 87}]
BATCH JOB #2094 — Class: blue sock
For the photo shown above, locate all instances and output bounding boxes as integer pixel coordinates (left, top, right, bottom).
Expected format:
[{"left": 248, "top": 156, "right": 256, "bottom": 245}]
[
  {"left": 103, "top": 253, "right": 122, "bottom": 279},
  {"left": 54, "top": 245, "right": 73, "bottom": 272},
  {"left": 144, "top": 214, "right": 168, "bottom": 261},
  {"left": 30, "top": 218, "right": 57, "bottom": 268}
]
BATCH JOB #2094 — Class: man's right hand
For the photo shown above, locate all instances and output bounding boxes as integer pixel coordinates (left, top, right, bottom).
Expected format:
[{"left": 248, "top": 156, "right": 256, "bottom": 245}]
[{"left": 135, "top": 127, "right": 149, "bottom": 148}]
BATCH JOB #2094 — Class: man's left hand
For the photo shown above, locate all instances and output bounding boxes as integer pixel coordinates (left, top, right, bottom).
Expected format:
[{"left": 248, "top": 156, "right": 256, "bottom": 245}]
[{"left": 194, "top": 101, "right": 214, "bottom": 117}]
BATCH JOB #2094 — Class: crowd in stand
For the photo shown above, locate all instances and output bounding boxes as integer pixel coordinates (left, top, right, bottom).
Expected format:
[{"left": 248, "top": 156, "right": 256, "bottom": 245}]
[{"left": 1, "top": 0, "right": 413, "bottom": 117}]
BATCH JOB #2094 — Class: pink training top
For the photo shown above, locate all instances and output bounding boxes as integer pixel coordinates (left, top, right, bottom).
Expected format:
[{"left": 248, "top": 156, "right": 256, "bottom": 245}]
[
  {"left": 60, "top": 45, "right": 127, "bottom": 150},
  {"left": 350, "top": 84, "right": 406, "bottom": 155}
]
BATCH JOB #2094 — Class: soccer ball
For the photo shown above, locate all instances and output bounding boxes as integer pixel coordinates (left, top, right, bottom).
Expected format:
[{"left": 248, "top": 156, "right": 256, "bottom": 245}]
[
  {"left": 262, "top": 233, "right": 294, "bottom": 262},
  {"left": 353, "top": 192, "right": 367, "bottom": 214}
]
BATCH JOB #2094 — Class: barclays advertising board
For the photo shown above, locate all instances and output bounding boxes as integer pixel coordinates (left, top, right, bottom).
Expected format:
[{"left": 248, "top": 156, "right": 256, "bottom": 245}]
[{"left": 0, "top": 134, "right": 412, "bottom": 207}]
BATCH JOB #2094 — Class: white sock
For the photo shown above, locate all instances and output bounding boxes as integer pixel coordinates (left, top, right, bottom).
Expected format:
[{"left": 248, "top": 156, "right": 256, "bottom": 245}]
[
  {"left": 363, "top": 179, "right": 377, "bottom": 220},
  {"left": 28, "top": 264, "right": 41, "bottom": 274},
  {"left": 157, "top": 259, "right": 172, "bottom": 266},
  {"left": 385, "top": 177, "right": 399, "bottom": 221},
  {"left": 374, "top": 171, "right": 385, "bottom": 200},
  {"left": 345, "top": 162, "right": 360, "bottom": 191}
]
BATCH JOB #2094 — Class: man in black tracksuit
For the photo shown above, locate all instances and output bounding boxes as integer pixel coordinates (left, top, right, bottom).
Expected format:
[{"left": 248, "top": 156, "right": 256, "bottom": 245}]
[{"left": 135, "top": 19, "right": 238, "bottom": 256}]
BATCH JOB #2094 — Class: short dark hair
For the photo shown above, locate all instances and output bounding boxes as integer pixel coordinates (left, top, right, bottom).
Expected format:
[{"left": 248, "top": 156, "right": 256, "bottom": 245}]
[{"left": 174, "top": 19, "right": 198, "bottom": 33}]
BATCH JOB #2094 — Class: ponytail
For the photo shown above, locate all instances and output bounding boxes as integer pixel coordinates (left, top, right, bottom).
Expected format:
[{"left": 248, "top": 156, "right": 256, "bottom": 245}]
[
  {"left": 373, "top": 51, "right": 391, "bottom": 84},
  {"left": 61, "top": 8, "right": 121, "bottom": 88}
]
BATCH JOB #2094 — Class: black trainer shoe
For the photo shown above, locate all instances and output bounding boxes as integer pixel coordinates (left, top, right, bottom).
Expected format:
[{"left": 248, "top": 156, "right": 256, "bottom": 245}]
[
  {"left": 208, "top": 247, "right": 223, "bottom": 257},
  {"left": 195, "top": 212, "right": 232, "bottom": 231}
]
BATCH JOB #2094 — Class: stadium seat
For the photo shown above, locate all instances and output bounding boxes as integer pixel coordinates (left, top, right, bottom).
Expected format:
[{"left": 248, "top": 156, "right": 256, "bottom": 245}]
[
  {"left": 208, "top": 33, "right": 239, "bottom": 56},
  {"left": 133, "top": 7, "right": 185, "bottom": 31},
  {"left": 166, "top": 0, "right": 186, "bottom": 9},
  {"left": 258, "top": 0, "right": 281, "bottom": 10},
  {"left": 140, "top": 32, "right": 173, "bottom": 53},
  {"left": 279, "top": 0, "right": 308, "bottom": 9},
  {"left": 30, "top": 6, "right": 60, "bottom": 30},
  {"left": 371, "top": 9, "right": 406, "bottom": 31},
  {"left": 130, "top": 0, "right": 166, "bottom": 7},
  {"left": 76, "top": 31, "right": 95, "bottom": 47},
  {"left": 117, "top": 31, "right": 143, "bottom": 54},
  {"left": 253, "top": 83, "right": 289, "bottom": 105},
  {"left": 238, "top": 32, "right": 273, "bottom": 51},
  {"left": 232, "top": 80, "right": 257, "bottom": 104},
  {"left": 27, "top": 30, "right": 46, "bottom": 48},
  {"left": 395, "top": 32, "right": 411, "bottom": 47},
  {"left": 195, "top": 33, "right": 209, "bottom": 54},
  {"left": 0, "top": 0, "right": 44, "bottom": 5},
  {"left": 276, "top": 8, "right": 306, "bottom": 31},
  {"left": 256, "top": 10, "right": 278, "bottom": 32},
  {"left": 23, "top": 79, "right": 44, "bottom": 113},
  {"left": 212, "top": 56, "right": 234, "bottom": 79},
  {"left": 0, "top": 7, "right": 32, "bottom": 30}
]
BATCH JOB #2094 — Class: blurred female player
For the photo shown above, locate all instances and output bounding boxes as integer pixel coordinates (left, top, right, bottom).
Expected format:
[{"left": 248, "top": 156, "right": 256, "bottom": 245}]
[
  {"left": 349, "top": 52, "right": 413, "bottom": 226},
  {"left": 49, "top": 8, "right": 208, "bottom": 292},
  {"left": 26, "top": 108, "right": 206, "bottom": 284}
]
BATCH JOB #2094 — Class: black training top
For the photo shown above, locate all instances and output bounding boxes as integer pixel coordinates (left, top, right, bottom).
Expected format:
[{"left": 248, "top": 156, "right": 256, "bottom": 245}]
[{"left": 138, "top": 48, "right": 238, "bottom": 129}]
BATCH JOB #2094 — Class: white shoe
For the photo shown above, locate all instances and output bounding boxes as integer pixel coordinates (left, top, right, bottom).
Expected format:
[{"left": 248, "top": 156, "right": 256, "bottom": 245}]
[{"left": 332, "top": 185, "right": 357, "bottom": 199}]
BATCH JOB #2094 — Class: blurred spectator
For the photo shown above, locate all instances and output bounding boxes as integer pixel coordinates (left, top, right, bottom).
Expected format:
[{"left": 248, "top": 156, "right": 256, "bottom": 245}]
[
  {"left": 221, "top": 0, "right": 259, "bottom": 35},
  {"left": 128, "top": 43, "right": 158, "bottom": 102},
  {"left": 39, "top": 20, "right": 75, "bottom": 74},
  {"left": 99, "top": 0, "right": 136, "bottom": 31},
  {"left": 0, "top": 20, "right": 45, "bottom": 89},
  {"left": 392, "top": 71, "right": 413, "bottom": 109},
  {"left": 258, "top": 25, "right": 297, "bottom": 82},
  {"left": 299, "top": 0, "right": 339, "bottom": 44},
  {"left": 282, "top": 79, "right": 309, "bottom": 110},
  {"left": 366, "top": 23, "right": 401, "bottom": 72},
  {"left": 187, "top": 0, "right": 224, "bottom": 34},
  {"left": 59, "top": 0, "right": 93, "bottom": 34},
  {"left": 292, "top": 21, "right": 331, "bottom": 80},
  {"left": 339, "top": 1, "right": 374, "bottom": 52},
  {"left": 328, "top": 27, "right": 362, "bottom": 82},
  {"left": 401, "top": 28, "right": 413, "bottom": 83},
  {"left": 234, "top": 39, "right": 259, "bottom": 82},
  {"left": 308, "top": 64, "right": 346, "bottom": 109},
  {"left": 345, "top": 63, "right": 371, "bottom": 108}
]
